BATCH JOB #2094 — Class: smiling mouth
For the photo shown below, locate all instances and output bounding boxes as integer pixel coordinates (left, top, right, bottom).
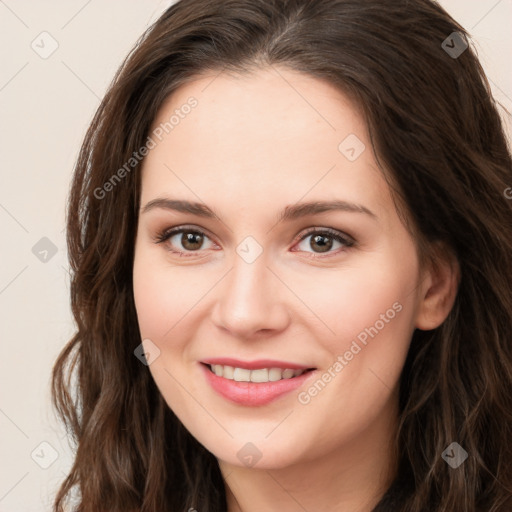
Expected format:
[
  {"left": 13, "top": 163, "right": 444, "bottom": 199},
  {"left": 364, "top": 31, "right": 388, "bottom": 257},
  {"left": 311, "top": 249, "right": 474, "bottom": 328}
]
[{"left": 204, "top": 363, "right": 316, "bottom": 383}]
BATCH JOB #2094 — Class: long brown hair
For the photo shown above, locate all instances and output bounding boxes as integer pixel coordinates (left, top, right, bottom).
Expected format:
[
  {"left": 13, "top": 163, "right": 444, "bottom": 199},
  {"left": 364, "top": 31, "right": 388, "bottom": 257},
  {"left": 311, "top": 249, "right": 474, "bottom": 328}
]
[{"left": 52, "top": 0, "right": 512, "bottom": 510}]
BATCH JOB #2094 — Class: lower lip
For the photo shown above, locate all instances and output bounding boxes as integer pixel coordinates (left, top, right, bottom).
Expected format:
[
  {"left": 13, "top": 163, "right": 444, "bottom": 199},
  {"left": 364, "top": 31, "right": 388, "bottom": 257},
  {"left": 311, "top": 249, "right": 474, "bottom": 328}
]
[{"left": 200, "top": 363, "right": 315, "bottom": 407}]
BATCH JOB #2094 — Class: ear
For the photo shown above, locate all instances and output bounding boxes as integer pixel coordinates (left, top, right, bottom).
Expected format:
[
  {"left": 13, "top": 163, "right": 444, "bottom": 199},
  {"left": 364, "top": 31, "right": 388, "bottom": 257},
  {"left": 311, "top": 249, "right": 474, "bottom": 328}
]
[{"left": 415, "top": 243, "right": 460, "bottom": 331}]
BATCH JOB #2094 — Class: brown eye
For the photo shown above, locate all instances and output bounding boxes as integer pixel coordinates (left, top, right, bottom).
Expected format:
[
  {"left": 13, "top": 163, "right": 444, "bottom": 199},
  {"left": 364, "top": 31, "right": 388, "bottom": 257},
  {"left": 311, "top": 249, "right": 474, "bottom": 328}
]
[
  {"left": 309, "top": 234, "right": 334, "bottom": 253},
  {"left": 294, "top": 228, "right": 354, "bottom": 256},
  {"left": 180, "top": 231, "right": 205, "bottom": 251},
  {"left": 155, "top": 226, "right": 216, "bottom": 256}
]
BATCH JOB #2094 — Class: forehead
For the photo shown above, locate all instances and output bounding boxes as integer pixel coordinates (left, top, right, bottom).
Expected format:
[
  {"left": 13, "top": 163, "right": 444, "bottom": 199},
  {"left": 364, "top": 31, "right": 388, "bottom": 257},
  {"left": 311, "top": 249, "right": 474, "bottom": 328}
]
[
  {"left": 151, "top": 66, "right": 366, "bottom": 156},
  {"left": 140, "top": 66, "right": 392, "bottom": 225}
]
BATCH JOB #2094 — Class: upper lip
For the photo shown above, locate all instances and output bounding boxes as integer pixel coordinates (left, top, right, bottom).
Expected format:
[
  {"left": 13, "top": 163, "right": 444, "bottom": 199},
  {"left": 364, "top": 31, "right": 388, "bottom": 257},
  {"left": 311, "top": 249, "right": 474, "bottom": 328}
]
[{"left": 201, "top": 357, "right": 315, "bottom": 370}]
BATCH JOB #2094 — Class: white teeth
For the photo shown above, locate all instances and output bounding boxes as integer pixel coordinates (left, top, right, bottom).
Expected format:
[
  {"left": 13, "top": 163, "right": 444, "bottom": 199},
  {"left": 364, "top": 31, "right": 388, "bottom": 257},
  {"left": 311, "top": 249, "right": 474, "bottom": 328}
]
[
  {"left": 210, "top": 365, "right": 307, "bottom": 382},
  {"left": 222, "top": 365, "right": 235, "bottom": 379},
  {"left": 268, "top": 368, "right": 282, "bottom": 381},
  {"left": 233, "top": 368, "right": 251, "bottom": 382},
  {"left": 250, "top": 368, "right": 269, "bottom": 382}
]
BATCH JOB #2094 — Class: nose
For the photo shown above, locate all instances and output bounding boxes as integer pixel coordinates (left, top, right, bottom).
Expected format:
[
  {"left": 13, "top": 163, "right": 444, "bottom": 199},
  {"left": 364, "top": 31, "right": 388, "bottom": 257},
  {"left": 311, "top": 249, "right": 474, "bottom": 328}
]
[{"left": 210, "top": 251, "right": 290, "bottom": 339}]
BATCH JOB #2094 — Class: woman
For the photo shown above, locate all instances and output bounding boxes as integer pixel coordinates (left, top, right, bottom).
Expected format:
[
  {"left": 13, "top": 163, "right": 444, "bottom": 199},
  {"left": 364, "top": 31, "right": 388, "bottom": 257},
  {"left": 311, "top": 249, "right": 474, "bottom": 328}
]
[{"left": 51, "top": 0, "right": 512, "bottom": 510}]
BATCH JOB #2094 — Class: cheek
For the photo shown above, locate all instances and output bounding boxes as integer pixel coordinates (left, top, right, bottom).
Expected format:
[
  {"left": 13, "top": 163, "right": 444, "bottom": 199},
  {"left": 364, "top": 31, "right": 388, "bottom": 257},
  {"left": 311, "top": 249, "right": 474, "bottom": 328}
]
[
  {"left": 336, "top": 272, "right": 411, "bottom": 342},
  {"left": 306, "top": 255, "right": 418, "bottom": 409},
  {"left": 132, "top": 261, "right": 170, "bottom": 341},
  {"left": 290, "top": 254, "right": 418, "bottom": 355},
  {"left": 133, "top": 250, "right": 204, "bottom": 422},
  {"left": 296, "top": 251, "right": 419, "bottom": 395},
  {"left": 132, "top": 246, "right": 205, "bottom": 343},
  {"left": 289, "top": 271, "right": 417, "bottom": 456}
]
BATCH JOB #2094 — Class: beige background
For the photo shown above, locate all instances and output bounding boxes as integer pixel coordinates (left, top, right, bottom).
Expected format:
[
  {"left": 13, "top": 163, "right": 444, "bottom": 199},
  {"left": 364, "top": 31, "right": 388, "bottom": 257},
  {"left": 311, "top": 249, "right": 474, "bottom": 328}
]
[{"left": 0, "top": 1, "right": 510, "bottom": 510}]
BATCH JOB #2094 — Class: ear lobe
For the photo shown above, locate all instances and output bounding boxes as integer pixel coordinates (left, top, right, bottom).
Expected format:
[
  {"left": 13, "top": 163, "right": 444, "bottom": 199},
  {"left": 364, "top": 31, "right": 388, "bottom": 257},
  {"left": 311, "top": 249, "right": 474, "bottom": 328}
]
[{"left": 415, "top": 244, "right": 460, "bottom": 331}]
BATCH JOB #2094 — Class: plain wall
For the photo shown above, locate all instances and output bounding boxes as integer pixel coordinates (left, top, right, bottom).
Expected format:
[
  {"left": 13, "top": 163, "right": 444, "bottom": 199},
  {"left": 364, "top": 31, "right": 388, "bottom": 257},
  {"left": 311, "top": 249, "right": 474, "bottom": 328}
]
[{"left": 0, "top": 1, "right": 510, "bottom": 510}]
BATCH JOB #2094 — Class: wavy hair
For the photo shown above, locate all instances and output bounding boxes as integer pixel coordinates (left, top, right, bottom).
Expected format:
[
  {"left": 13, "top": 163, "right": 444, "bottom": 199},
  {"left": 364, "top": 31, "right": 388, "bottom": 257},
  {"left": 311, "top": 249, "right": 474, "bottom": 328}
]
[{"left": 51, "top": 0, "right": 512, "bottom": 510}]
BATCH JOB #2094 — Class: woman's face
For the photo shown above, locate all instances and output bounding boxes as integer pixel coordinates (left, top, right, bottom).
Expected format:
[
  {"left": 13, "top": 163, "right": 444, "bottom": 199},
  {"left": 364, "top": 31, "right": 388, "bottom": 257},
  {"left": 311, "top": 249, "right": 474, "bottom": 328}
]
[{"left": 132, "top": 66, "right": 432, "bottom": 469}]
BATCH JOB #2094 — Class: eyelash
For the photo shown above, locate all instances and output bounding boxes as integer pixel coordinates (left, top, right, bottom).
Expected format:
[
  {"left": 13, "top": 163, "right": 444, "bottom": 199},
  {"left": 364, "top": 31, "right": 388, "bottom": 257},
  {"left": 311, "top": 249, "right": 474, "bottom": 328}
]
[{"left": 153, "top": 225, "right": 355, "bottom": 259}]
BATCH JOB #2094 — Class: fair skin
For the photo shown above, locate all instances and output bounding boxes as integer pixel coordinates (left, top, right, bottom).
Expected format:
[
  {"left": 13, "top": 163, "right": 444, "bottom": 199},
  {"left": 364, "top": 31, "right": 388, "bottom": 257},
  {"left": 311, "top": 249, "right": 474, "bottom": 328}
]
[{"left": 132, "top": 66, "right": 459, "bottom": 512}]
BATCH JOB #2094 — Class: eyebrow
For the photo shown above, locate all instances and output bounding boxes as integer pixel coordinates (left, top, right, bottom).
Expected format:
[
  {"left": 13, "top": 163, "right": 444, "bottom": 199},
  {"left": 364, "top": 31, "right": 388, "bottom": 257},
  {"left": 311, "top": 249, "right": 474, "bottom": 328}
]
[{"left": 140, "top": 198, "right": 377, "bottom": 222}]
